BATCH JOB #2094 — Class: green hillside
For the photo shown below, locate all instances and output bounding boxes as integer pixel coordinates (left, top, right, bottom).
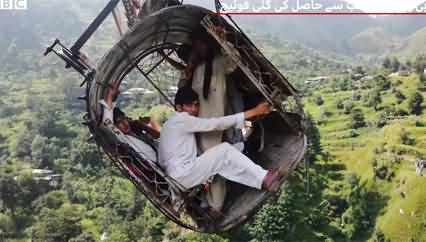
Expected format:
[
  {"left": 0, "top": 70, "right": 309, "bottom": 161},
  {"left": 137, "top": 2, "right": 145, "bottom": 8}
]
[
  {"left": 1, "top": 1, "right": 426, "bottom": 241},
  {"left": 348, "top": 27, "right": 401, "bottom": 55},
  {"left": 304, "top": 72, "right": 426, "bottom": 241},
  {"left": 396, "top": 26, "right": 426, "bottom": 61}
]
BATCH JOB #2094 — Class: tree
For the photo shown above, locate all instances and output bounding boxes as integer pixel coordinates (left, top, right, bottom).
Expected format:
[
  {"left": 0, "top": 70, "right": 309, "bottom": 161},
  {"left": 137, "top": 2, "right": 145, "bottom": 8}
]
[
  {"left": 304, "top": 113, "right": 322, "bottom": 164},
  {"left": 375, "top": 112, "right": 388, "bottom": 128},
  {"left": 335, "top": 98, "right": 344, "bottom": 109},
  {"left": 375, "top": 75, "right": 391, "bottom": 91},
  {"left": 69, "top": 232, "right": 97, "bottom": 242},
  {"left": 69, "top": 134, "right": 104, "bottom": 174},
  {"left": 399, "top": 129, "right": 415, "bottom": 145},
  {"left": 0, "top": 175, "right": 19, "bottom": 214},
  {"left": 339, "top": 78, "right": 350, "bottom": 91},
  {"left": 369, "top": 89, "right": 382, "bottom": 111},
  {"left": 0, "top": 212, "right": 15, "bottom": 237},
  {"left": 32, "top": 108, "right": 74, "bottom": 139},
  {"left": 414, "top": 55, "right": 426, "bottom": 74},
  {"left": 420, "top": 73, "right": 426, "bottom": 85},
  {"left": 30, "top": 135, "right": 60, "bottom": 169},
  {"left": 405, "top": 60, "right": 412, "bottom": 70},
  {"left": 391, "top": 57, "right": 400, "bottom": 72},
  {"left": 341, "top": 174, "right": 373, "bottom": 239},
  {"left": 408, "top": 91, "right": 424, "bottom": 115},
  {"left": 314, "top": 95, "right": 324, "bottom": 106},
  {"left": 373, "top": 228, "right": 391, "bottom": 242},
  {"left": 181, "top": 233, "right": 228, "bottom": 242},
  {"left": 9, "top": 128, "right": 34, "bottom": 159},
  {"left": 248, "top": 183, "right": 297, "bottom": 241},
  {"left": 382, "top": 57, "right": 391, "bottom": 69},
  {"left": 350, "top": 109, "right": 366, "bottom": 129},
  {"left": 354, "top": 66, "right": 365, "bottom": 76},
  {"left": 394, "top": 90, "right": 406, "bottom": 104},
  {"left": 31, "top": 204, "right": 84, "bottom": 242},
  {"left": 343, "top": 101, "right": 354, "bottom": 114},
  {"left": 32, "top": 190, "right": 68, "bottom": 213}
]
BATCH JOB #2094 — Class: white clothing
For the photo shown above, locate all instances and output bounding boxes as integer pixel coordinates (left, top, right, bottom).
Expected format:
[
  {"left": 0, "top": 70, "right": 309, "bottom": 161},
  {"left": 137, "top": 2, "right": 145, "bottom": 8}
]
[
  {"left": 182, "top": 42, "right": 242, "bottom": 208},
  {"left": 124, "top": 135, "right": 157, "bottom": 162},
  {"left": 99, "top": 100, "right": 157, "bottom": 162},
  {"left": 173, "top": 143, "right": 267, "bottom": 190},
  {"left": 159, "top": 112, "right": 244, "bottom": 172},
  {"left": 177, "top": 42, "right": 240, "bottom": 150},
  {"left": 191, "top": 42, "right": 239, "bottom": 151},
  {"left": 159, "top": 112, "right": 267, "bottom": 190}
]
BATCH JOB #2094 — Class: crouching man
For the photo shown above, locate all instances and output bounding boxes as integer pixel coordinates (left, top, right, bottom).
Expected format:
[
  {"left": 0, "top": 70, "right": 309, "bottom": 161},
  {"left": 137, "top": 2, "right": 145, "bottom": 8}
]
[{"left": 158, "top": 87, "right": 280, "bottom": 206}]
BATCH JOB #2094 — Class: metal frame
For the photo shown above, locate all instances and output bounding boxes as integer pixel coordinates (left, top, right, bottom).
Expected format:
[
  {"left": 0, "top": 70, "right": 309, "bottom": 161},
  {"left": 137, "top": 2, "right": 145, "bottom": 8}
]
[{"left": 44, "top": 0, "right": 176, "bottom": 106}]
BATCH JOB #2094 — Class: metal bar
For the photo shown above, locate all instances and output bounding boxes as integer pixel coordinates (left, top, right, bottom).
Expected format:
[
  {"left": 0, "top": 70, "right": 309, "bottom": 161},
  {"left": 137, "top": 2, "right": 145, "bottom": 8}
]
[
  {"left": 43, "top": 39, "right": 60, "bottom": 56},
  {"left": 220, "top": 12, "right": 298, "bottom": 95},
  {"left": 133, "top": 65, "right": 174, "bottom": 106},
  {"left": 201, "top": 16, "right": 299, "bottom": 133},
  {"left": 145, "top": 51, "right": 174, "bottom": 76},
  {"left": 71, "top": 0, "right": 121, "bottom": 53}
]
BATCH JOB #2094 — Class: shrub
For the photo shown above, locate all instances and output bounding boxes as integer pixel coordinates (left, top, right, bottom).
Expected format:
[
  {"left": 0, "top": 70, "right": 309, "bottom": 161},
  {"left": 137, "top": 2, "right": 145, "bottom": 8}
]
[
  {"left": 376, "top": 75, "right": 391, "bottom": 91},
  {"left": 314, "top": 95, "right": 325, "bottom": 105},
  {"left": 335, "top": 98, "right": 344, "bottom": 109},
  {"left": 394, "top": 79, "right": 403, "bottom": 86},
  {"left": 343, "top": 101, "right": 354, "bottom": 114},
  {"left": 415, "top": 121, "right": 425, "bottom": 127},
  {"left": 375, "top": 112, "right": 388, "bottom": 128},
  {"left": 399, "top": 129, "right": 415, "bottom": 145},
  {"left": 395, "top": 108, "right": 409, "bottom": 117},
  {"left": 372, "top": 228, "right": 391, "bottom": 242},
  {"left": 352, "top": 92, "right": 361, "bottom": 101},
  {"left": 373, "top": 143, "right": 386, "bottom": 154},
  {"left": 394, "top": 90, "right": 406, "bottom": 104},
  {"left": 374, "top": 165, "right": 388, "bottom": 180},
  {"left": 420, "top": 73, "right": 426, "bottom": 84},
  {"left": 350, "top": 109, "right": 366, "bottom": 129},
  {"left": 408, "top": 91, "right": 424, "bottom": 115}
]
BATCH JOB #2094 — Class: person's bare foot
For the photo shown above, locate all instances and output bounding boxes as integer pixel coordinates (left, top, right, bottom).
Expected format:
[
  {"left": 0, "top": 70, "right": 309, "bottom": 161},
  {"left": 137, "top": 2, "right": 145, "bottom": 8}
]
[{"left": 262, "top": 168, "right": 282, "bottom": 191}]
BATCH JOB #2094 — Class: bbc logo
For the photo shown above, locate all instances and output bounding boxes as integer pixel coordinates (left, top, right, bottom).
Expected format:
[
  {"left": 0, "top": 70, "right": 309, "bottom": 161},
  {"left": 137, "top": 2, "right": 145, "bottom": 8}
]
[{"left": 0, "top": 0, "right": 27, "bottom": 10}]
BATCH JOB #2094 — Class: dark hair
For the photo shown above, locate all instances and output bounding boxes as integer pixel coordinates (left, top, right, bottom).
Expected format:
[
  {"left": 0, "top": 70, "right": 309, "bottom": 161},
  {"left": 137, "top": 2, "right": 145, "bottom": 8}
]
[
  {"left": 191, "top": 26, "right": 210, "bottom": 42},
  {"left": 113, "top": 107, "right": 126, "bottom": 124},
  {"left": 174, "top": 86, "right": 199, "bottom": 106},
  {"left": 177, "top": 44, "right": 191, "bottom": 63}
]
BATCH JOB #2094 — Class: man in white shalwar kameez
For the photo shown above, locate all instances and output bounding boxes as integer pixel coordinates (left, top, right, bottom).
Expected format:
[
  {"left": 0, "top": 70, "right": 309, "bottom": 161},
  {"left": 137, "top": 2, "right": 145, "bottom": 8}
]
[
  {"left": 178, "top": 26, "right": 245, "bottom": 212},
  {"left": 159, "top": 87, "right": 281, "bottom": 216}
]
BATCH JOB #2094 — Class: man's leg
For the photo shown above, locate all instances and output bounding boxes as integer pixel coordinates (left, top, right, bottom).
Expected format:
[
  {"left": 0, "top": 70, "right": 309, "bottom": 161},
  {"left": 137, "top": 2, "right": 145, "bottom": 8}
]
[
  {"left": 204, "top": 142, "right": 245, "bottom": 210},
  {"left": 175, "top": 143, "right": 268, "bottom": 190}
]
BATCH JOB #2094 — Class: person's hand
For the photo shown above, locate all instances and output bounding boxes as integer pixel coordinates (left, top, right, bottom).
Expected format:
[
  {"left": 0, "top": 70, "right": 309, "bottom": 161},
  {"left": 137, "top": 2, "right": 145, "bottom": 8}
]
[
  {"left": 138, "top": 116, "right": 151, "bottom": 124},
  {"left": 104, "top": 82, "right": 120, "bottom": 108},
  {"left": 212, "top": 25, "right": 225, "bottom": 41},
  {"left": 244, "top": 101, "right": 271, "bottom": 120},
  {"left": 253, "top": 101, "right": 271, "bottom": 116},
  {"left": 107, "top": 82, "right": 119, "bottom": 95}
]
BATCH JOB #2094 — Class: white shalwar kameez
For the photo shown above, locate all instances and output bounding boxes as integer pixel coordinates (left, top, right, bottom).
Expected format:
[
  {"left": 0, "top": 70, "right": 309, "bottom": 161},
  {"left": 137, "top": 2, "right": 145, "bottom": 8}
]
[
  {"left": 159, "top": 112, "right": 267, "bottom": 190},
  {"left": 180, "top": 42, "right": 243, "bottom": 209},
  {"left": 191, "top": 42, "right": 240, "bottom": 151},
  {"left": 99, "top": 100, "right": 157, "bottom": 162}
]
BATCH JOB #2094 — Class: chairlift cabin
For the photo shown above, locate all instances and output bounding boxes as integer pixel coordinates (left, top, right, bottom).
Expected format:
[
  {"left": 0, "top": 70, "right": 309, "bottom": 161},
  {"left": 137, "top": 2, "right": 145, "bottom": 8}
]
[{"left": 45, "top": 0, "right": 307, "bottom": 232}]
